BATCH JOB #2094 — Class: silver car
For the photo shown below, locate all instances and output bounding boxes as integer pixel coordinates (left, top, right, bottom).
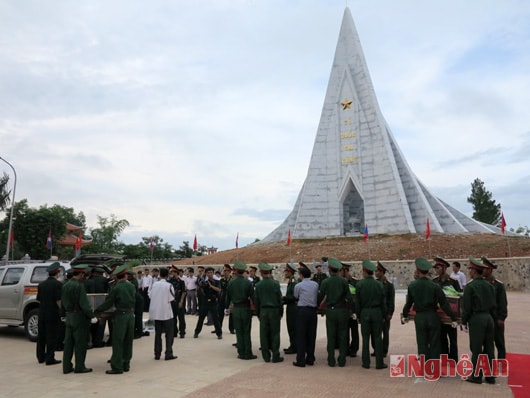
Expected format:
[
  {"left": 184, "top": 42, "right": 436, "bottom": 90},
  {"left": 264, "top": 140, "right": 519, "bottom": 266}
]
[{"left": 0, "top": 261, "right": 68, "bottom": 341}]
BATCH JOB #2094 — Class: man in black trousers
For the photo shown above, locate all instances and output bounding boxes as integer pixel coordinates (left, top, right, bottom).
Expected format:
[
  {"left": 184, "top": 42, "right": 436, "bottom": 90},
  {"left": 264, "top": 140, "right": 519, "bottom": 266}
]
[{"left": 293, "top": 267, "right": 319, "bottom": 367}]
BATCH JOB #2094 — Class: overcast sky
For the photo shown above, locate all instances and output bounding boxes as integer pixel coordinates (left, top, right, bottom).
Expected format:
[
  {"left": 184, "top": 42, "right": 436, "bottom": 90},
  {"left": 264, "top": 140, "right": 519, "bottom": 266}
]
[{"left": 1, "top": 0, "right": 529, "bottom": 251}]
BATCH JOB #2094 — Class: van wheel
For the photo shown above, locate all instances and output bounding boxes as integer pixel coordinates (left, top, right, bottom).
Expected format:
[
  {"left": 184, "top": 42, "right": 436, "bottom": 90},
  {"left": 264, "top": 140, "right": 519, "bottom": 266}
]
[{"left": 24, "top": 309, "right": 39, "bottom": 342}]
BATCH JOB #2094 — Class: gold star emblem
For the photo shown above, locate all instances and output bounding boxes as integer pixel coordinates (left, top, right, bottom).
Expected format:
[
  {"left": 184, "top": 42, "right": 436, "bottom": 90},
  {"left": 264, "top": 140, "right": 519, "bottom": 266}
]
[{"left": 341, "top": 99, "right": 352, "bottom": 110}]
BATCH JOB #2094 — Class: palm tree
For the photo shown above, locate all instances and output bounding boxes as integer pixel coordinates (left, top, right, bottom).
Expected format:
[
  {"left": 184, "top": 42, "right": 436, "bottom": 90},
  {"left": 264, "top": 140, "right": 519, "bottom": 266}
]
[{"left": 0, "top": 172, "right": 11, "bottom": 211}]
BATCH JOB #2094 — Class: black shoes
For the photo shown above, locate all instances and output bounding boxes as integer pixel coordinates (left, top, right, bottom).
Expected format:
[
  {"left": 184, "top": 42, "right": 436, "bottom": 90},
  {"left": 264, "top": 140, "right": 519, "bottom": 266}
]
[
  {"left": 283, "top": 348, "right": 296, "bottom": 354},
  {"left": 46, "top": 359, "right": 61, "bottom": 366},
  {"left": 106, "top": 369, "right": 123, "bottom": 374},
  {"left": 272, "top": 357, "right": 284, "bottom": 363},
  {"left": 466, "top": 377, "right": 483, "bottom": 384},
  {"left": 74, "top": 368, "right": 92, "bottom": 373},
  {"left": 154, "top": 356, "right": 160, "bottom": 360},
  {"left": 238, "top": 354, "right": 258, "bottom": 360},
  {"left": 292, "top": 361, "right": 305, "bottom": 367},
  {"left": 63, "top": 369, "right": 73, "bottom": 374},
  {"left": 376, "top": 364, "right": 388, "bottom": 370},
  {"left": 165, "top": 355, "right": 177, "bottom": 361},
  {"left": 217, "top": 335, "right": 222, "bottom": 340},
  {"left": 193, "top": 333, "right": 199, "bottom": 338}
]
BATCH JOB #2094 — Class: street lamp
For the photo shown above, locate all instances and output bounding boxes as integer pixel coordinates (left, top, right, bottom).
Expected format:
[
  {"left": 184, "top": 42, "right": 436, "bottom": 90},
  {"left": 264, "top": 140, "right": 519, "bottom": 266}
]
[{"left": 0, "top": 157, "right": 16, "bottom": 265}]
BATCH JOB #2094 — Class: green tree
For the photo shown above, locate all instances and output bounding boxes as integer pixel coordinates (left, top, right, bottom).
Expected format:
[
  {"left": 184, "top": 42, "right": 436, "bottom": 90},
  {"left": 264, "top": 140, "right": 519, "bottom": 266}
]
[
  {"left": 175, "top": 241, "right": 193, "bottom": 258},
  {"left": 0, "top": 172, "right": 10, "bottom": 211},
  {"left": 85, "top": 214, "right": 130, "bottom": 254},
  {"left": 466, "top": 178, "right": 501, "bottom": 225},
  {"left": 0, "top": 199, "right": 86, "bottom": 260}
]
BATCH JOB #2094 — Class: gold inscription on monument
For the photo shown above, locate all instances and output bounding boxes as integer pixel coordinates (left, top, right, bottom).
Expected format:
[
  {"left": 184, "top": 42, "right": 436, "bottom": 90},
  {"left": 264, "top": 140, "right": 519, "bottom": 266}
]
[
  {"left": 343, "top": 144, "right": 354, "bottom": 151},
  {"left": 340, "top": 131, "right": 356, "bottom": 139},
  {"left": 342, "top": 156, "right": 358, "bottom": 164}
]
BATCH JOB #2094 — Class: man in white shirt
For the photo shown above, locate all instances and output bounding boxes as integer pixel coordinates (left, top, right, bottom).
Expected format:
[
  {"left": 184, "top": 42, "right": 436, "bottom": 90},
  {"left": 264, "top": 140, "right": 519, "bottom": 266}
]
[
  {"left": 141, "top": 268, "right": 152, "bottom": 312},
  {"left": 450, "top": 261, "right": 467, "bottom": 290},
  {"left": 148, "top": 268, "right": 176, "bottom": 360},
  {"left": 183, "top": 268, "right": 198, "bottom": 315}
]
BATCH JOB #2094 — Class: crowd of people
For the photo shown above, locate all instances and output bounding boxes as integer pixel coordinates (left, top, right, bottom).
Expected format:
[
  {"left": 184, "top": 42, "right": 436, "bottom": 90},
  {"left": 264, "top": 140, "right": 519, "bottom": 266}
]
[{"left": 35, "top": 255, "right": 507, "bottom": 384}]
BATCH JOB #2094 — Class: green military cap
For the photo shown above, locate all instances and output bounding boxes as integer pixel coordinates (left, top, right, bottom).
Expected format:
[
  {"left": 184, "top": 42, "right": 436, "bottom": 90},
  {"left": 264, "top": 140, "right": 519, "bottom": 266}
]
[
  {"left": 298, "top": 262, "right": 309, "bottom": 269},
  {"left": 481, "top": 256, "right": 497, "bottom": 269},
  {"left": 46, "top": 261, "right": 61, "bottom": 273},
  {"left": 66, "top": 268, "right": 74, "bottom": 276},
  {"left": 112, "top": 264, "right": 128, "bottom": 276},
  {"left": 362, "top": 259, "right": 377, "bottom": 272},
  {"left": 91, "top": 266, "right": 105, "bottom": 274},
  {"left": 72, "top": 264, "right": 89, "bottom": 273},
  {"left": 376, "top": 261, "right": 387, "bottom": 273},
  {"left": 285, "top": 263, "right": 298, "bottom": 272},
  {"left": 327, "top": 258, "right": 343, "bottom": 270},
  {"left": 469, "top": 257, "right": 488, "bottom": 270},
  {"left": 415, "top": 258, "right": 432, "bottom": 272},
  {"left": 258, "top": 262, "right": 272, "bottom": 272},
  {"left": 234, "top": 260, "right": 247, "bottom": 271},
  {"left": 433, "top": 256, "right": 450, "bottom": 268}
]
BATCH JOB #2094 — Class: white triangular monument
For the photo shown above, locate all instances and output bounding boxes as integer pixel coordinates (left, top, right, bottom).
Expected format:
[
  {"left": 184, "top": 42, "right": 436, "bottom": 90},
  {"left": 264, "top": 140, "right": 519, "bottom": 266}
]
[{"left": 263, "top": 8, "right": 498, "bottom": 243}]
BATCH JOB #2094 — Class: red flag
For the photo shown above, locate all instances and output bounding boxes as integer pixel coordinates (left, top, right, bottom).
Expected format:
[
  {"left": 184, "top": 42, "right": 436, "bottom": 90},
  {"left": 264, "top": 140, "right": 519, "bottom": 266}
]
[
  {"left": 149, "top": 236, "right": 155, "bottom": 252},
  {"left": 9, "top": 230, "right": 14, "bottom": 248},
  {"left": 74, "top": 233, "right": 82, "bottom": 251},
  {"left": 286, "top": 229, "right": 291, "bottom": 246},
  {"left": 500, "top": 213, "right": 506, "bottom": 234},
  {"left": 363, "top": 224, "right": 369, "bottom": 243},
  {"left": 193, "top": 234, "right": 198, "bottom": 251},
  {"left": 425, "top": 218, "right": 431, "bottom": 240},
  {"left": 235, "top": 233, "right": 239, "bottom": 249}
]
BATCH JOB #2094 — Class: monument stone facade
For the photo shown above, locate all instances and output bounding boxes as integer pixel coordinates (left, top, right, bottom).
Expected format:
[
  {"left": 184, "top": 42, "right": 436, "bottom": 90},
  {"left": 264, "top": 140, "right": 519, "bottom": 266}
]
[{"left": 263, "top": 8, "right": 500, "bottom": 243}]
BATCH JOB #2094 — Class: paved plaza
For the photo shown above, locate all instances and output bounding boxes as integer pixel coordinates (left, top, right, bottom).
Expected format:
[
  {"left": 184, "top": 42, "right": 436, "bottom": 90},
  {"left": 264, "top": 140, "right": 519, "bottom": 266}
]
[{"left": 0, "top": 291, "right": 528, "bottom": 398}]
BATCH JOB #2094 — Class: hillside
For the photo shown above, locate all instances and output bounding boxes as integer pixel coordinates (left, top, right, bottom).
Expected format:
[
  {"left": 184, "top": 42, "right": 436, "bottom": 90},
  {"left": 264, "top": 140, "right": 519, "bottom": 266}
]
[{"left": 174, "top": 233, "right": 530, "bottom": 265}]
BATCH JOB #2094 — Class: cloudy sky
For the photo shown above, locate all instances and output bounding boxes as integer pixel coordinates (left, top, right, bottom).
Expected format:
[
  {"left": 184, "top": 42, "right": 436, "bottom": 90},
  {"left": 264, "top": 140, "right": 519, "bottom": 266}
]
[{"left": 1, "top": 0, "right": 529, "bottom": 251}]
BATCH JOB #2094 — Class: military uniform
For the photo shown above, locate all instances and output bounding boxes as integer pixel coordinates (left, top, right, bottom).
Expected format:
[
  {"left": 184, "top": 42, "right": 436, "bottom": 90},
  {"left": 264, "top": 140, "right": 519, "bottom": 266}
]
[
  {"left": 96, "top": 265, "right": 136, "bottom": 374},
  {"left": 36, "top": 262, "right": 63, "bottom": 365},
  {"left": 356, "top": 260, "right": 387, "bottom": 369},
  {"left": 462, "top": 258, "right": 497, "bottom": 384},
  {"left": 402, "top": 258, "right": 456, "bottom": 360},
  {"left": 318, "top": 258, "right": 353, "bottom": 367},
  {"left": 432, "top": 257, "right": 461, "bottom": 362},
  {"left": 226, "top": 261, "right": 256, "bottom": 360},
  {"left": 375, "top": 261, "right": 395, "bottom": 357},
  {"left": 61, "top": 264, "right": 95, "bottom": 374},
  {"left": 218, "top": 265, "right": 234, "bottom": 334},
  {"left": 89, "top": 267, "right": 110, "bottom": 347},
  {"left": 311, "top": 265, "right": 328, "bottom": 286},
  {"left": 282, "top": 263, "right": 298, "bottom": 354},
  {"left": 482, "top": 257, "right": 507, "bottom": 360},
  {"left": 194, "top": 269, "right": 222, "bottom": 338},
  {"left": 168, "top": 269, "right": 186, "bottom": 338},
  {"left": 253, "top": 263, "right": 283, "bottom": 363},
  {"left": 341, "top": 264, "right": 359, "bottom": 357}
]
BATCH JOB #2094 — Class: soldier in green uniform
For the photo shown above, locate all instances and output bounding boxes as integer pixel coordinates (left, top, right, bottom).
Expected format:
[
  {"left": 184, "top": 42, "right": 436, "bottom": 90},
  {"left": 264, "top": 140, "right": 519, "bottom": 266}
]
[
  {"left": 356, "top": 260, "right": 387, "bottom": 369},
  {"left": 95, "top": 265, "right": 136, "bottom": 374},
  {"left": 226, "top": 261, "right": 257, "bottom": 360},
  {"left": 462, "top": 258, "right": 497, "bottom": 384},
  {"left": 89, "top": 266, "right": 109, "bottom": 347},
  {"left": 218, "top": 264, "right": 234, "bottom": 335},
  {"left": 282, "top": 263, "right": 298, "bottom": 355},
  {"left": 402, "top": 258, "right": 457, "bottom": 360},
  {"left": 318, "top": 258, "right": 353, "bottom": 367},
  {"left": 127, "top": 269, "right": 145, "bottom": 340},
  {"left": 482, "top": 257, "right": 507, "bottom": 360},
  {"left": 374, "top": 261, "right": 394, "bottom": 358},
  {"left": 253, "top": 262, "right": 283, "bottom": 363},
  {"left": 36, "top": 262, "right": 63, "bottom": 365},
  {"left": 61, "top": 264, "right": 97, "bottom": 374},
  {"left": 311, "top": 263, "right": 328, "bottom": 286},
  {"left": 432, "top": 257, "right": 461, "bottom": 361},
  {"left": 340, "top": 262, "right": 359, "bottom": 357}
]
